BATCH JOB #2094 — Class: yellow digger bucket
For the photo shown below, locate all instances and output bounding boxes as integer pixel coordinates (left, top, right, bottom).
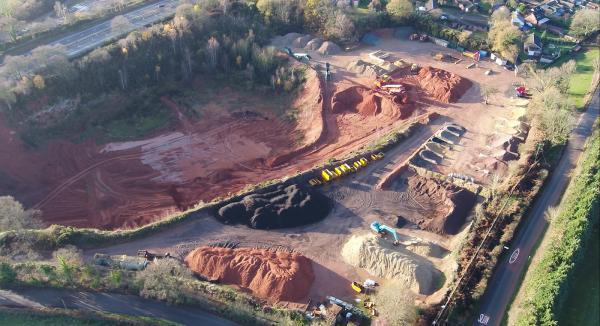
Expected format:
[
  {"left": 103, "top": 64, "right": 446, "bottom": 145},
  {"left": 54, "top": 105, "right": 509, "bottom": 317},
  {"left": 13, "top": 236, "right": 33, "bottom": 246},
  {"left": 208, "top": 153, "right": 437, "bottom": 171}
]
[
  {"left": 342, "top": 163, "right": 354, "bottom": 172},
  {"left": 334, "top": 167, "right": 343, "bottom": 176},
  {"left": 340, "top": 165, "right": 350, "bottom": 173},
  {"left": 351, "top": 282, "right": 364, "bottom": 293},
  {"left": 360, "top": 157, "right": 369, "bottom": 165}
]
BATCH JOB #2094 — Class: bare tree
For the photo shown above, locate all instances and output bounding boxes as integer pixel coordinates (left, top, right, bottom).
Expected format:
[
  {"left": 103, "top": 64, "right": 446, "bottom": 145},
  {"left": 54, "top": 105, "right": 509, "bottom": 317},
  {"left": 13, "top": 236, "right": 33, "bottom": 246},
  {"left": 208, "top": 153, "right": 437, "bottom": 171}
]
[
  {"left": 0, "top": 196, "right": 41, "bottom": 232},
  {"left": 325, "top": 10, "right": 355, "bottom": 42},
  {"left": 569, "top": 9, "right": 600, "bottom": 39},
  {"left": 480, "top": 85, "right": 498, "bottom": 105},
  {"left": 386, "top": 0, "right": 414, "bottom": 20},
  {"left": 206, "top": 36, "right": 220, "bottom": 69},
  {"left": 373, "top": 280, "right": 417, "bottom": 325},
  {"left": 136, "top": 259, "right": 192, "bottom": 304}
]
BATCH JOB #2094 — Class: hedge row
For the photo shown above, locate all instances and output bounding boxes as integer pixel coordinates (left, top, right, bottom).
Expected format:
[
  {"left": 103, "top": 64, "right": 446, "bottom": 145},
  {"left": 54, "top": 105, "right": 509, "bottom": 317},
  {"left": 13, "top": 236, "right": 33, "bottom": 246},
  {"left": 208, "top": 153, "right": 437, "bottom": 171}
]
[{"left": 514, "top": 131, "right": 600, "bottom": 325}]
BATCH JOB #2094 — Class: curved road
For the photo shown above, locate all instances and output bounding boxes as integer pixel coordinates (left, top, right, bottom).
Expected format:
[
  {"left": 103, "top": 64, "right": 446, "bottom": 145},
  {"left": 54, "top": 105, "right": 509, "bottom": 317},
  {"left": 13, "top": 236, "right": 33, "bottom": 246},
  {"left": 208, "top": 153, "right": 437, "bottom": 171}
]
[
  {"left": 473, "top": 87, "right": 599, "bottom": 326},
  {"left": 0, "top": 287, "right": 238, "bottom": 326}
]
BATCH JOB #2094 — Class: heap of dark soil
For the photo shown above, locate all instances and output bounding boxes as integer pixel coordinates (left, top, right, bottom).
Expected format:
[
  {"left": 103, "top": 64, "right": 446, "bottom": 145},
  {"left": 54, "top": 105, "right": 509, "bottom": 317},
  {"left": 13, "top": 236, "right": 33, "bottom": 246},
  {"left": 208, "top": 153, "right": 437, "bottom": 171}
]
[
  {"left": 216, "top": 184, "right": 331, "bottom": 229},
  {"left": 407, "top": 175, "right": 476, "bottom": 234}
]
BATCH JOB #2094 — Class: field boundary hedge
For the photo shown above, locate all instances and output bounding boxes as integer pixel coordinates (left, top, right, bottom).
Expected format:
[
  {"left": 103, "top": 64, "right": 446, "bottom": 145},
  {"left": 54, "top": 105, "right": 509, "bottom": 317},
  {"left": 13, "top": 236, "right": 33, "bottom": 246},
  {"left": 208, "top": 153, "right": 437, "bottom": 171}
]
[{"left": 513, "top": 130, "right": 600, "bottom": 325}]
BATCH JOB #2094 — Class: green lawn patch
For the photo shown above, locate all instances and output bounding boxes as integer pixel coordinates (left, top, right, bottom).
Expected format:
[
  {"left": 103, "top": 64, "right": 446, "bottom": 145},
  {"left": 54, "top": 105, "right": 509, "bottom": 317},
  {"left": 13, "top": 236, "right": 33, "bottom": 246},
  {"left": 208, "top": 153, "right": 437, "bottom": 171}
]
[{"left": 567, "top": 48, "right": 599, "bottom": 109}]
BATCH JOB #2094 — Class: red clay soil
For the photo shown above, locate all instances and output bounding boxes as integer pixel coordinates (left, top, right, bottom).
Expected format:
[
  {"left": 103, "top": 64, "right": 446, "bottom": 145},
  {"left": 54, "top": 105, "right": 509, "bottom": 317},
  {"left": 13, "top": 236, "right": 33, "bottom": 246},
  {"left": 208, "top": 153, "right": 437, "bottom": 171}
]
[
  {"left": 406, "top": 175, "right": 476, "bottom": 235},
  {"left": 417, "top": 66, "right": 472, "bottom": 103},
  {"left": 331, "top": 85, "right": 412, "bottom": 118},
  {"left": 0, "top": 65, "right": 422, "bottom": 230},
  {"left": 185, "top": 247, "right": 315, "bottom": 302}
]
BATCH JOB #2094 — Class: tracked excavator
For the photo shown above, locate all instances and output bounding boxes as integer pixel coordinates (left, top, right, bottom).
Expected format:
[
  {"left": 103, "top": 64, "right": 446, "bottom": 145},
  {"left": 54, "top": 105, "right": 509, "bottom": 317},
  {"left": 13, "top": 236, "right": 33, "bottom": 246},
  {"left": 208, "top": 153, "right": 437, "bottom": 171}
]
[{"left": 370, "top": 221, "right": 399, "bottom": 245}]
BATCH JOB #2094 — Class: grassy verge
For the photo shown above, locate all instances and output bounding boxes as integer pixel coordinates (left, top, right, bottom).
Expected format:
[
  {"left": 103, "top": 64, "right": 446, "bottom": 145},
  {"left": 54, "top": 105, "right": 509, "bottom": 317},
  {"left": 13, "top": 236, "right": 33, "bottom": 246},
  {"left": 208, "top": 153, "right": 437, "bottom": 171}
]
[
  {"left": 557, "top": 224, "right": 599, "bottom": 326},
  {"left": 511, "top": 129, "right": 599, "bottom": 325},
  {"left": 0, "top": 307, "right": 177, "bottom": 326}
]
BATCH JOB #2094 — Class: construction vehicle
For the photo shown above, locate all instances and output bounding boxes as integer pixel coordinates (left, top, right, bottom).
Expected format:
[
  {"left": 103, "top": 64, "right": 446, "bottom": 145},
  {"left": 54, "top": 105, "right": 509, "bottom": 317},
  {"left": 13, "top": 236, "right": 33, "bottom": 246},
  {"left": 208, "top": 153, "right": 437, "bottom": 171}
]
[
  {"left": 370, "top": 221, "right": 400, "bottom": 245},
  {"left": 351, "top": 281, "right": 366, "bottom": 293},
  {"left": 308, "top": 178, "right": 322, "bottom": 186},
  {"left": 321, "top": 169, "right": 338, "bottom": 182},
  {"left": 137, "top": 250, "right": 172, "bottom": 261},
  {"left": 283, "top": 47, "right": 311, "bottom": 62},
  {"left": 410, "top": 63, "right": 420, "bottom": 74},
  {"left": 370, "top": 152, "right": 384, "bottom": 160},
  {"left": 515, "top": 86, "right": 531, "bottom": 98},
  {"left": 373, "top": 74, "right": 391, "bottom": 88}
]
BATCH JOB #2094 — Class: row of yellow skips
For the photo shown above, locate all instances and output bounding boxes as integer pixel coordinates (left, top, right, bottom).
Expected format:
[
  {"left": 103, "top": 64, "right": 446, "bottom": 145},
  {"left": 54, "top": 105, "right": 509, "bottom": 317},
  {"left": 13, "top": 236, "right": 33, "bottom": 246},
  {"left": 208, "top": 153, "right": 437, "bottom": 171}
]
[{"left": 308, "top": 152, "right": 385, "bottom": 186}]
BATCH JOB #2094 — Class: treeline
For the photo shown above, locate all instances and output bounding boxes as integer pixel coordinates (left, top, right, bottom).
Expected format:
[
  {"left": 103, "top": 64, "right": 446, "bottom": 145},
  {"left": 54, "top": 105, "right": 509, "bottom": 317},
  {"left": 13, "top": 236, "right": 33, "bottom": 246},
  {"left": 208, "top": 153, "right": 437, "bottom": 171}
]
[
  {"left": 0, "top": 0, "right": 312, "bottom": 113},
  {"left": 514, "top": 131, "right": 599, "bottom": 325},
  {"left": 0, "top": 0, "right": 438, "bottom": 114}
]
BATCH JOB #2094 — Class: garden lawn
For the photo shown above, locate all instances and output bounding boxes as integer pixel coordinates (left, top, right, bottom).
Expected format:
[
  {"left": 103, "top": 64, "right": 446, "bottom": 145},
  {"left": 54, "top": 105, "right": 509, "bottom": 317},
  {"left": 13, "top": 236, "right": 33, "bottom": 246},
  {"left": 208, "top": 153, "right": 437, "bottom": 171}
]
[{"left": 567, "top": 47, "right": 599, "bottom": 109}]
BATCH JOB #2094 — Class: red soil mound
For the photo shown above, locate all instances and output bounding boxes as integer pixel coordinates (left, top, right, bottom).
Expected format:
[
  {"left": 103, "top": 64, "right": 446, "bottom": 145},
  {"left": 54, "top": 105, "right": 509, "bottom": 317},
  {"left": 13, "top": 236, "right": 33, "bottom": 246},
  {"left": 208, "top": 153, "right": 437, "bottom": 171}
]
[
  {"left": 417, "top": 66, "right": 472, "bottom": 103},
  {"left": 331, "top": 85, "right": 412, "bottom": 118},
  {"left": 185, "top": 247, "right": 315, "bottom": 302}
]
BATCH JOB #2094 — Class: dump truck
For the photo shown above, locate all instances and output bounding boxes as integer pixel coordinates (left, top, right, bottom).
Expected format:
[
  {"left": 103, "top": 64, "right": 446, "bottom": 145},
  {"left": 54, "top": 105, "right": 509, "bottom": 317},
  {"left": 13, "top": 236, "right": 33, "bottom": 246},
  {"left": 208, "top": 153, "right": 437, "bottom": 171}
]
[{"left": 370, "top": 221, "right": 400, "bottom": 245}]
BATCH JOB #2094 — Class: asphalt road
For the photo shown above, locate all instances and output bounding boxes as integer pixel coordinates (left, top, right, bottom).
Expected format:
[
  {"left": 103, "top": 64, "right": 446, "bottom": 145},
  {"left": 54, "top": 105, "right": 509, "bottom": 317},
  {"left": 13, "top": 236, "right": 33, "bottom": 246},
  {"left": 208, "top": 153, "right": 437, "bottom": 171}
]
[
  {"left": 472, "top": 87, "right": 600, "bottom": 326},
  {"left": 51, "top": 0, "right": 179, "bottom": 58},
  {"left": 0, "top": 288, "right": 238, "bottom": 326}
]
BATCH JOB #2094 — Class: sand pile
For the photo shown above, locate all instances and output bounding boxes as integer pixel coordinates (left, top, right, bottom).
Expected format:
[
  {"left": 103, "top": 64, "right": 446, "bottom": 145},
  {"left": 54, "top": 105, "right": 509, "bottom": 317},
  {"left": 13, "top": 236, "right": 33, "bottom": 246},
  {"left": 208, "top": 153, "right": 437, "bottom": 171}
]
[
  {"left": 216, "top": 184, "right": 331, "bottom": 229},
  {"left": 341, "top": 234, "right": 441, "bottom": 294},
  {"left": 331, "top": 86, "right": 412, "bottom": 118},
  {"left": 318, "top": 41, "right": 341, "bottom": 55},
  {"left": 407, "top": 175, "right": 476, "bottom": 234},
  {"left": 417, "top": 66, "right": 472, "bottom": 103},
  {"left": 185, "top": 247, "right": 314, "bottom": 302},
  {"left": 305, "top": 38, "right": 323, "bottom": 50}
]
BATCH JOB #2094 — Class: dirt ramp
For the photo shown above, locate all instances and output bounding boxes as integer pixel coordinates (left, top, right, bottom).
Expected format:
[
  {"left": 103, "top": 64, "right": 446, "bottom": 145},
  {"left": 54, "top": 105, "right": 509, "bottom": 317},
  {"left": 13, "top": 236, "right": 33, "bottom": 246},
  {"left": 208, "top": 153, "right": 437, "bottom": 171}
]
[
  {"left": 407, "top": 175, "right": 476, "bottom": 234},
  {"left": 216, "top": 184, "right": 331, "bottom": 229},
  {"left": 417, "top": 66, "right": 472, "bottom": 103},
  {"left": 185, "top": 247, "right": 315, "bottom": 302},
  {"left": 341, "top": 234, "right": 442, "bottom": 295}
]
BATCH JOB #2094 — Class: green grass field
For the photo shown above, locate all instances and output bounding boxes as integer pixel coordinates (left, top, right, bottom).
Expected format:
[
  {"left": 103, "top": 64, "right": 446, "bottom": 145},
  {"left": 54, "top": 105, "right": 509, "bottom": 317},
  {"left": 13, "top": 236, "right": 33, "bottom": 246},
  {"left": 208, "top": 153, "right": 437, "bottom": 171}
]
[
  {"left": 557, "top": 225, "right": 600, "bottom": 326},
  {"left": 566, "top": 48, "right": 599, "bottom": 109}
]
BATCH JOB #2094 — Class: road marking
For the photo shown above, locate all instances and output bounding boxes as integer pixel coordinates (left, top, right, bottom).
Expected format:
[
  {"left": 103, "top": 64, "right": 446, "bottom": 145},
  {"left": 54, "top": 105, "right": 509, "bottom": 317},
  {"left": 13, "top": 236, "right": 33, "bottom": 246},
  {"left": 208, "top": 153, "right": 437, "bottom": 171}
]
[
  {"left": 478, "top": 313, "right": 490, "bottom": 325},
  {"left": 509, "top": 248, "right": 520, "bottom": 264}
]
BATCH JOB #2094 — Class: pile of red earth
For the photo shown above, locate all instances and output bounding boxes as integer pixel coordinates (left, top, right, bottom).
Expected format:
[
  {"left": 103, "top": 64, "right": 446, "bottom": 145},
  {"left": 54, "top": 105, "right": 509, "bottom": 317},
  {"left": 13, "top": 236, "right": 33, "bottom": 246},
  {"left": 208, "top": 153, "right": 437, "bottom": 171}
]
[
  {"left": 216, "top": 184, "right": 330, "bottom": 229},
  {"left": 331, "top": 86, "right": 412, "bottom": 118},
  {"left": 417, "top": 66, "right": 472, "bottom": 103},
  {"left": 185, "top": 247, "right": 315, "bottom": 302},
  {"left": 407, "top": 175, "right": 476, "bottom": 234}
]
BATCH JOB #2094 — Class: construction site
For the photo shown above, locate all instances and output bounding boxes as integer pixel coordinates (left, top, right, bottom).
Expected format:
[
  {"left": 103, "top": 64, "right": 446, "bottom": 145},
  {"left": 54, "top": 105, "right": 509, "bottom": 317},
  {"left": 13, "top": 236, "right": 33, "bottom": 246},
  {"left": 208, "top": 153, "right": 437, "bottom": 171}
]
[{"left": 0, "top": 27, "right": 529, "bottom": 323}]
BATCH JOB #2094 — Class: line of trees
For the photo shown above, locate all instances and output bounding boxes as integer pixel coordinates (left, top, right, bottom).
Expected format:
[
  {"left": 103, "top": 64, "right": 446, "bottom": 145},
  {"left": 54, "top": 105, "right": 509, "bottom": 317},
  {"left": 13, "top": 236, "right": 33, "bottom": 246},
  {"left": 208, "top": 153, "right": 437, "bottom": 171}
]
[{"left": 0, "top": 1, "right": 307, "bottom": 114}]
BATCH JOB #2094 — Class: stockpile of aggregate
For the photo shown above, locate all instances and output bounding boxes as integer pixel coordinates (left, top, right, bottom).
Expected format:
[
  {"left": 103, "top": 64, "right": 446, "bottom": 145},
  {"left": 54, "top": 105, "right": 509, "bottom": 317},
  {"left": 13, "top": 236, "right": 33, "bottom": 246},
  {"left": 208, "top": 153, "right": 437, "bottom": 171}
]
[
  {"left": 417, "top": 66, "right": 472, "bottom": 103},
  {"left": 185, "top": 247, "right": 315, "bottom": 302},
  {"left": 341, "top": 234, "right": 442, "bottom": 294}
]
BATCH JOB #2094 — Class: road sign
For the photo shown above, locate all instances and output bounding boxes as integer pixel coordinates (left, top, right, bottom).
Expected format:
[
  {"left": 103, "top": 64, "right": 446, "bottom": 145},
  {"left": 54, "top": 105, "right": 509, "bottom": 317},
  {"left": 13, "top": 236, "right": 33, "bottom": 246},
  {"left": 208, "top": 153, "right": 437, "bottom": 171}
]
[
  {"left": 478, "top": 314, "right": 490, "bottom": 325},
  {"left": 509, "top": 248, "right": 520, "bottom": 264}
]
